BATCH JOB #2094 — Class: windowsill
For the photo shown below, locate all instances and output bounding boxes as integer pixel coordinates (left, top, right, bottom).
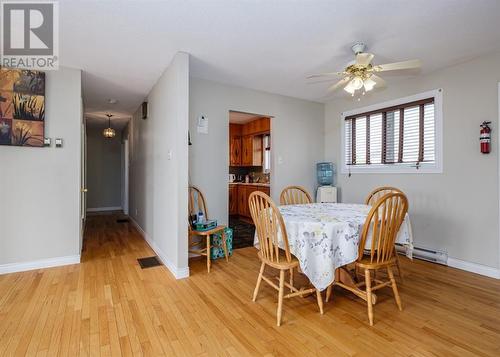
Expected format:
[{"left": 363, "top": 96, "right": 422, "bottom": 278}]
[{"left": 340, "top": 164, "right": 443, "bottom": 174}]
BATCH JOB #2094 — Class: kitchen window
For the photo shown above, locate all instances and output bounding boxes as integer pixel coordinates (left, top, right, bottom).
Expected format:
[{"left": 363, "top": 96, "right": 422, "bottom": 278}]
[
  {"left": 263, "top": 134, "right": 271, "bottom": 173},
  {"left": 341, "top": 89, "right": 442, "bottom": 174}
]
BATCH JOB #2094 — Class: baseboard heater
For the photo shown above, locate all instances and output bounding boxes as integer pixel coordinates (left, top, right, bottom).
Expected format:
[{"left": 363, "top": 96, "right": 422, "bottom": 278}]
[{"left": 395, "top": 244, "right": 448, "bottom": 265}]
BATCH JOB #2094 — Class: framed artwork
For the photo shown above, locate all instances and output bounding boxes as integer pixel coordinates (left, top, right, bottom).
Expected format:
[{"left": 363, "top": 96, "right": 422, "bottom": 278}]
[{"left": 0, "top": 68, "right": 45, "bottom": 147}]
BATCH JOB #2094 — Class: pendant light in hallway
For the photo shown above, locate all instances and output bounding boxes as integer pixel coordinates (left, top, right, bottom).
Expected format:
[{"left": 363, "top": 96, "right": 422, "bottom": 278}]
[{"left": 103, "top": 113, "right": 116, "bottom": 138}]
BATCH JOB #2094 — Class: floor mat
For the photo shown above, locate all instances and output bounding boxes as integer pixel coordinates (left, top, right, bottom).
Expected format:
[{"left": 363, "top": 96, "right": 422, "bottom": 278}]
[
  {"left": 229, "top": 216, "right": 255, "bottom": 249},
  {"left": 137, "top": 256, "right": 162, "bottom": 269}
]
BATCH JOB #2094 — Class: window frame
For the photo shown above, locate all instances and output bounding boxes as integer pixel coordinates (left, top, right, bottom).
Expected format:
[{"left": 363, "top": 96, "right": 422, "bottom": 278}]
[{"left": 340, "top": 89, "right": 443, "bottom": 174}]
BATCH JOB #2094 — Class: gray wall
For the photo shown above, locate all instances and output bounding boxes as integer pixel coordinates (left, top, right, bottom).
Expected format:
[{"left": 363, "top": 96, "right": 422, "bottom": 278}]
[
  {"left": 189, "top": 78, "right": 325, "bottom": 225},
  {"left": 0, "top": 67, "right": 82, "bottom": 265},
  {"left": 129, "top": 52, "right": 190, "bottom": 277},
  {"left": 325, "top": 52, "right": 500, "bottom": 269},
  {"left": 86, "top": 126, "right": 122, "bottom": 210}
]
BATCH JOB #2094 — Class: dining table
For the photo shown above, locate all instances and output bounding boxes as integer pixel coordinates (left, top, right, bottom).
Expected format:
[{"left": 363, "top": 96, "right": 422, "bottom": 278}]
[{"left": 253, "top": 202, "right": 414, "bottom": 293}]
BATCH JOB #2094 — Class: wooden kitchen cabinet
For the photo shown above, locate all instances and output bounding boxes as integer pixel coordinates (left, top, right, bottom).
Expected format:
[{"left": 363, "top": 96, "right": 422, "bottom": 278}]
[
  {"left": 241, "top": 136, "right": 252, "bottom": 166},
  {"left": 237, "top": 186, "right": 247, "bottom": 216},
  {"left": 241, "top": 135, "right": 263, "bottom": 166},
  {"left": 241, "top": 118, "right": 270, "bottom": 136},
  {"left": 229, "top": 124, "right": 242, "bottom": 166},
  {"left": 229, "top": 119, "right": 269, "bottom": 167},
  {"left": 229, "top": 185, "right": 238, "bottom": 215},
  {"left": 229, "top": 136, "right": 241, "bottom": 166},
  {"left": 234, "top": 184, "right": 270, "bottom": 218}
]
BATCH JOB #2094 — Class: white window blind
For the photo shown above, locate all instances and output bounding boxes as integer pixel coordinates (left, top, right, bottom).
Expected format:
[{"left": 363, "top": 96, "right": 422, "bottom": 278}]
[
  {"left": 344, "top": 97, "right": 435, "bottom": 167},
  {"left": 263, "top": 134, "right": 271, "bottom": 173}
]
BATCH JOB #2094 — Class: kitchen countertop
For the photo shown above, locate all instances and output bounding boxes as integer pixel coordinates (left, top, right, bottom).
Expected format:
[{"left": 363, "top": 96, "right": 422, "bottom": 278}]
[{"left": 229, "top": 182, "right": 270, "bottom": 187}]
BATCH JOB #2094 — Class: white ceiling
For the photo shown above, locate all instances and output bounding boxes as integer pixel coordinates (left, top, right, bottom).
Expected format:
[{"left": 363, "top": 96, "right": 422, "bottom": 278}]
[
  {"left": 85, "top": 112, "right": 130, "bottom": 130},
  {"left": 60, "top": 0, "right": 500, "bottom": 117}
]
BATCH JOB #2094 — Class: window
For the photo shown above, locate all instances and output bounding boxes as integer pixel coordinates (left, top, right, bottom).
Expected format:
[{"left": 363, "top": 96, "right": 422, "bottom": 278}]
[
  {"left": 263, "top": 134, "right": 271, "bottom": 173},
  {"left": 341, "top": 89, "right": 442, "bottom": 174}
]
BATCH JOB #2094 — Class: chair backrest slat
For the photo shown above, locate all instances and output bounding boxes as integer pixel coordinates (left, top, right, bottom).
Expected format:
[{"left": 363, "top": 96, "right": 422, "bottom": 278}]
[
  {"left": 280, "top": 186, "right": 312, "bottom": 205},
  {"left": 249, "top": 191, "right": 292, "bottom": 264},
  {"left": 365, "top": 186, "right": 403, "bottom": 206},
  {"left": 189, "top": 186, "right": 208, "bottom": 219},
  {"left": 359, "top": 192, "right": 408, "bottom": 264}
]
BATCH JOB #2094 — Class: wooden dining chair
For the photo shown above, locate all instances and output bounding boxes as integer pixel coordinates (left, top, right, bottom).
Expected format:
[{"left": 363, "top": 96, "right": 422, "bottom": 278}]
[
  {"left": 249, "top": 191, "right": 323, "bottom": 326},
  {"left": 188, "top": 186, "right": 229, "bottom": 273},
  {"left": 365, "top": 186, "right": 403, "bottom": 206},
  {"left": 328, "top": 192, "right": 408, "bottom": 326},
  {"left": 365, "top": 186, "right": 405, "bottom": 281},
  {"left": 280, "top": 186, "right": 313, "bottom": 205}
]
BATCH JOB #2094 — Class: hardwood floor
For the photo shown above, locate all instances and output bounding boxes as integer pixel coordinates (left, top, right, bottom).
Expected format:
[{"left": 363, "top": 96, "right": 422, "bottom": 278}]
[{"left": 1, "top": 214, "right": 500, "bottom": 356}]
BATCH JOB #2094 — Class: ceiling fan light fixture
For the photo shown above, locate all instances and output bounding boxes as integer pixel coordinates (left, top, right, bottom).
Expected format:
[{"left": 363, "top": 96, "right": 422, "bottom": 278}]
[
  {"left": 363, "top": 77, "right": 376, "bottom": 91},
  {"left": 343, "top": 81, "right": 356, "bottom": 94},
  {"left": 307, "top": 42, "right": 421, "bottom": 98},
  {"left": 351, "top": 77, "right": 364, "bottom": 90}
]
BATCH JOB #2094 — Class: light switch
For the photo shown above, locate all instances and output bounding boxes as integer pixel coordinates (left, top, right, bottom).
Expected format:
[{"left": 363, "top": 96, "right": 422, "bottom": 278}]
[
  {"left": 44, "top": 138, "right": 51, "bottom": 147},
  {"left": 55, "top": 138, "right": 63, "bottom": 148},
  {"left": 168, "top": 150, "right": 173, "bottom": 160},
  {"left": 278, "top": 156, "right": 284, "bottom": 165}
]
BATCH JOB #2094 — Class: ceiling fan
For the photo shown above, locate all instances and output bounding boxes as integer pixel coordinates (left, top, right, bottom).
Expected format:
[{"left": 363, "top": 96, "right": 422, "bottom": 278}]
[{"left": 308, "top": 42, "right": 421, "bottom": 96}]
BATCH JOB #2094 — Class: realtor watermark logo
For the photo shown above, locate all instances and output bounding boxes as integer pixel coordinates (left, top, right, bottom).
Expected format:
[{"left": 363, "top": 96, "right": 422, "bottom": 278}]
[{"left": 0, "top": 0, "right": 59, "bottom": 70}]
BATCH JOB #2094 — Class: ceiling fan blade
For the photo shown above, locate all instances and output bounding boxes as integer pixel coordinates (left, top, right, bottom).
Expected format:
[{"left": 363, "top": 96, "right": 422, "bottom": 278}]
[
  {"left": 370, "top": 74, "right": 386, "bottom": 87},
  {"left": 373, "top": 59, "right": 421, "bottom": 72},
  {"left": 355, "top": 53, "right": 374, "bottom": 66},
  {"left": 328, "top": 77, "right": 351, "bottom": 93},
  {"left": 306, "top": 71, "right": 344, "bottom": 79}
]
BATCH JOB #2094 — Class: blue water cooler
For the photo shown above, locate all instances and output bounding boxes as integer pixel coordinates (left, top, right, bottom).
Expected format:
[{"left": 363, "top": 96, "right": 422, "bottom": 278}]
[{"left": 316, "top": 162, "right": 337, "bottom": 203}]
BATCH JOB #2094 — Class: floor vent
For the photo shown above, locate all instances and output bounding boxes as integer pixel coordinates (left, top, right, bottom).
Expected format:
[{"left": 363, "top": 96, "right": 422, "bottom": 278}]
[
  {"left": 116, "top": 218, "right": 129, "bottom": 223},
  {"left": 137, "top": 256, "right": 162, "bottom": 269},
  {"left": 396, "top": 244, "right": 448, "bottom": 265}
]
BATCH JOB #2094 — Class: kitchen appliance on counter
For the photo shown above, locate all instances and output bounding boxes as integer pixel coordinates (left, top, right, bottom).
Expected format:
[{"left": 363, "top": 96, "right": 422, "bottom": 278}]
[{"left": 316, "top": 162, "right": 337, "bottom": 203}]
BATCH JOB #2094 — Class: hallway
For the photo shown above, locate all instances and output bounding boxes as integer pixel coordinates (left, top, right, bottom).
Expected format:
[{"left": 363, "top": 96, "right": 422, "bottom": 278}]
[{"left": 1, "top": 214, "right": 500, "bottom": 356}]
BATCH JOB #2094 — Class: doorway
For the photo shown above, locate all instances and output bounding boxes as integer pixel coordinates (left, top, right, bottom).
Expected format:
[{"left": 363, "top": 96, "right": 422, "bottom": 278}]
[
  {"left": 228, "top": 110, "right": 272, "bottom": 249},
  {"left": 85, "top": 116, "right": 129, "bottom": 215}
]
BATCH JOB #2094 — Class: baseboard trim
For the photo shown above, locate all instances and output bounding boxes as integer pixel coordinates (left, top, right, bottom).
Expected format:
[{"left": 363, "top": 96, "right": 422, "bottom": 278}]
[
  {"left": 447, "top": 257, "right": 500, "bottom": 279},
  {"left": 0, "top": 255, "right": 81, "bottom": 275},
  {"left": 87, "top": 206, "right": 122, "bottom": 212},
  {"left": 129, "top": 217, "right": 190, "bottom": 279}
]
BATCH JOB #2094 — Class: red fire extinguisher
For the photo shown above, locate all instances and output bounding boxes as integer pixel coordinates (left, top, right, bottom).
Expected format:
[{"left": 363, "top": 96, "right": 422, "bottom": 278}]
[{"left": 480, "top": 121, "right": 491, "bottom": 154}]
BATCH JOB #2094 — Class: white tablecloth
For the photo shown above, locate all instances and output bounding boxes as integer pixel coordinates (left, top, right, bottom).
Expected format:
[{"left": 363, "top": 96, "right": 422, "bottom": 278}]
[{"left": 253, "top": 203, "right": 413, "bottom": 291}]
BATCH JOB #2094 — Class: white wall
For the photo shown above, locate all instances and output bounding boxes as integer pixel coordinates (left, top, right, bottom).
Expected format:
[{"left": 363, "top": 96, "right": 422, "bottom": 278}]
[
  {"left": 129, "top": 52, "right": 189, "bottom": 278},
  {"left": 189, "top": 78, "right": 325, "bottom": 225},
  {"left": 325, "top": 52, "right": 500, "bottom": 270},
  {"left": 86, "top": 126, "right": 122, "bottom": 210},
  {"left": 0, "top": 67, "right": 82, "bottom": 270}
]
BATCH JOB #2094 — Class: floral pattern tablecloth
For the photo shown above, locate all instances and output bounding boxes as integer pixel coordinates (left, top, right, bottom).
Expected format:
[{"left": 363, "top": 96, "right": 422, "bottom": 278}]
[{"left": 253, "top": 203, "right": 413, "bottom": 291}]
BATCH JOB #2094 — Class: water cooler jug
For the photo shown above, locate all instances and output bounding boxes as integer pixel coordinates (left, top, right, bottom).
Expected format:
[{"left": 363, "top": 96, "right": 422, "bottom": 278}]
[{"left": 316, "top": 162, "right": 337, "bottom": 203}]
